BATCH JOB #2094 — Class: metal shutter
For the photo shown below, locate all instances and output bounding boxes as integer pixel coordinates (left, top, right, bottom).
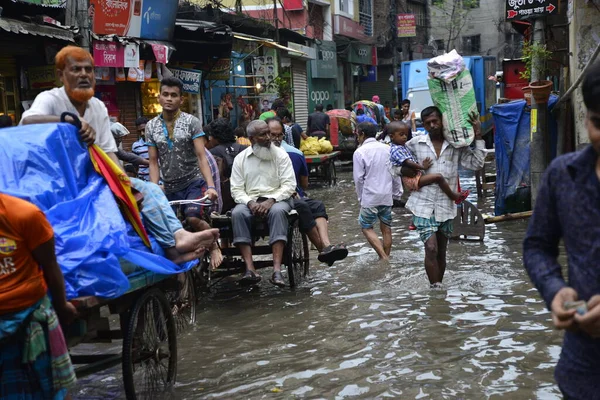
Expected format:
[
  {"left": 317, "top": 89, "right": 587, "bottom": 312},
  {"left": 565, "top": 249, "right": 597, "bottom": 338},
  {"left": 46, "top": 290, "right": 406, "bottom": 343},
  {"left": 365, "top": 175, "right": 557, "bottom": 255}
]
[
  {"left": 292, "top": 59, "right": 309, "bottom": 131},
  {"left": 359, "top": 65, "right": 395, "bottom": 104}
]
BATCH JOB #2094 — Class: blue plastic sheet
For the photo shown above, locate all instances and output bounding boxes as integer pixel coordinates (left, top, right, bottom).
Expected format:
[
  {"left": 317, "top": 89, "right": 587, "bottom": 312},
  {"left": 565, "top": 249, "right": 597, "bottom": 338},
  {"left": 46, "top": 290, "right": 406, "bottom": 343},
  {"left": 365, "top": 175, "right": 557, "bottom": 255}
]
[
  {"left": 491, "top": 95, "right": 558, "bottom": 215},
  {"left": 0, "top": 123, "right": 193, "bottom": 300}
]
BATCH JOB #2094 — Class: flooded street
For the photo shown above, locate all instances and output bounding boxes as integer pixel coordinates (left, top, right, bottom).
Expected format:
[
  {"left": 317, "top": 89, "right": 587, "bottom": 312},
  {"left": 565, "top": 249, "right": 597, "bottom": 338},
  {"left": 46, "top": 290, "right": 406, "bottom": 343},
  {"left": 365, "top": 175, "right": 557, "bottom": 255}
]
[{"left": 74, "top": 167, "right": 564, "bottom": 399}]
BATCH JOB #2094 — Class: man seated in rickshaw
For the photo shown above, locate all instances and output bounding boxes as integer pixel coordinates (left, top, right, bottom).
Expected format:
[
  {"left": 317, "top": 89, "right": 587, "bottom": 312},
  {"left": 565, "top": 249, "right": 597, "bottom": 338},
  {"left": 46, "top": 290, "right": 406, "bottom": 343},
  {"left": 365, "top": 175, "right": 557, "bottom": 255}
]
[
  {"left": 230, "top": 120, "right": 296, "bottom": 287},
  {"left": 267, "top": 118, "right": 348, "bottom": 266},
  {"left": 19, "top": 45, "right": 219, "bottom": 265}
]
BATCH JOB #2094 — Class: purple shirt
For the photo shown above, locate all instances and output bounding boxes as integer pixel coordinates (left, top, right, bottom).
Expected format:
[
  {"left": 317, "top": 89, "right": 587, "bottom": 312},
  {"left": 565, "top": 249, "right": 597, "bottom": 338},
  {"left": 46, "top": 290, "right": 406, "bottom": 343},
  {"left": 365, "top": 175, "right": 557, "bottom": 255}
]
[{"left": 353, "top": 138, "right": 394, "bottom": 208}]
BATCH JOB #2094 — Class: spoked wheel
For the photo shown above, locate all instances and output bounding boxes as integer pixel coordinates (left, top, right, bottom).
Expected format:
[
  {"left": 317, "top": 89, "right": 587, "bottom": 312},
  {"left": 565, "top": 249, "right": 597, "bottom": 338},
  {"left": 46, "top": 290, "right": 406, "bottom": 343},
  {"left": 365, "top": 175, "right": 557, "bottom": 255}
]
[
  {"left": 286, "top": 219, "right": 310, "bottom": 288},
  {"left": 328, "top": 162, "right": 337, "bottom": 186},
  {"left": 165, "top": 271, "right": 197, "bottom": 334},
  {"left": 123, "top": 288, "right": 178, "bottom": 400}
]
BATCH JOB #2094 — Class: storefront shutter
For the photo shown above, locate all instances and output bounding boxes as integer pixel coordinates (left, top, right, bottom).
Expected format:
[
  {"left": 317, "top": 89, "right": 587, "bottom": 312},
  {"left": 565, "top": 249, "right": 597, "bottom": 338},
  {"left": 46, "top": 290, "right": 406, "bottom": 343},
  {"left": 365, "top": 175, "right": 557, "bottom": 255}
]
[
  {"left": 292, "top": 59, "right": 309, "bottom": 131},
  {"left": 359, "top": 65, "right": 395, "bottom": 105}
]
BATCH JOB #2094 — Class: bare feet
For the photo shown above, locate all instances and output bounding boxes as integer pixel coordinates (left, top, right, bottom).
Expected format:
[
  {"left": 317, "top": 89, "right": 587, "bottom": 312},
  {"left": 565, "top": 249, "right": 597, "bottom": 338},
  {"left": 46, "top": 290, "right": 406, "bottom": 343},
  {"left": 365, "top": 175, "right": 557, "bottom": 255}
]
[
  {"left": 209, "top": 243, "right": 223, "bottom": 270},
  {"left": 166, "top": 247, "right": 205, "bottom": 264},
  {"left": 174, "top": 228, "right": 219, "bottom": 254},
  {"left": 453, "top": 190, "right": 470, "bottom": 204}
]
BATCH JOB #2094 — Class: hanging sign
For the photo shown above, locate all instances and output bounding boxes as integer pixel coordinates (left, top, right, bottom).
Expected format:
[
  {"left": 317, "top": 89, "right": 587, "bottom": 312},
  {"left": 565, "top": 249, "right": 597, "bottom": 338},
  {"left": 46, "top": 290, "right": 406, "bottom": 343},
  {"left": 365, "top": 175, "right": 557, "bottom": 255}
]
[
  {"left": 397, "top": 14, "right": 416, "bottom": 38},
  {"left": 170, "top": 67, "right": 202, "bottom": 94},
  {"left": 505, "top": 0, "right": 558, "bottom": 20},
  {"left": 123, "top": 43, "right": 140, "bottom": 68},
  {"left": 151, "top": 43, "right": 169, "bottom": 64},
  {"left": 93, "top": 41, "right": 123, "bottom": 68}
]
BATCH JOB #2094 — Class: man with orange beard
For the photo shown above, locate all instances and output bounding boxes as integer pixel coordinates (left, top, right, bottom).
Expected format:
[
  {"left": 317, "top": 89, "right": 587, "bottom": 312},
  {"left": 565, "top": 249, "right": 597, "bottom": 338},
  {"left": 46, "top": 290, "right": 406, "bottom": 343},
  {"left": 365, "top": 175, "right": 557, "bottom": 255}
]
[{"left": 20, "top": 46, "right": 119, "bottom": 166}]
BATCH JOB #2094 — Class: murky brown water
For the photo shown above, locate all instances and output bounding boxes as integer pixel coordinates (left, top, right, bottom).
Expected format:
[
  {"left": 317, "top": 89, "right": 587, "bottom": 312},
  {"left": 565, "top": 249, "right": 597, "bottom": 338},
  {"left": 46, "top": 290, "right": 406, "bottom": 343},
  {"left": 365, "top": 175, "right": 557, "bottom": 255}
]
[{"left": 74, "top": 167, "right": 565, "bottom": 399}]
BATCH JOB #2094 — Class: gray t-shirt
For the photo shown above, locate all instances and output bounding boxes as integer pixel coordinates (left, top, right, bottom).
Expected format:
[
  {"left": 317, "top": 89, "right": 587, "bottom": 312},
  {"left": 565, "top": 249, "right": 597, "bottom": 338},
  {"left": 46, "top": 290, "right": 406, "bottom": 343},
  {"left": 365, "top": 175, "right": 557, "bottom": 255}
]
[
  {"left": 145, "top": 111, "right": 205, "bottom": 193},
  {"left": 20, "top": 87, "right": 118, "bottom": 153}
]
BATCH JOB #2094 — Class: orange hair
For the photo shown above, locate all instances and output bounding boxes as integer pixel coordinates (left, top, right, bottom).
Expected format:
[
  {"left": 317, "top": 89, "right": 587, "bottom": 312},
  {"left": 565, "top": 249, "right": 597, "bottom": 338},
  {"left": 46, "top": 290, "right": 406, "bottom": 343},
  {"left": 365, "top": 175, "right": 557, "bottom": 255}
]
[{"left": 55, "top": 45, "right": 94, "bottom": 70}]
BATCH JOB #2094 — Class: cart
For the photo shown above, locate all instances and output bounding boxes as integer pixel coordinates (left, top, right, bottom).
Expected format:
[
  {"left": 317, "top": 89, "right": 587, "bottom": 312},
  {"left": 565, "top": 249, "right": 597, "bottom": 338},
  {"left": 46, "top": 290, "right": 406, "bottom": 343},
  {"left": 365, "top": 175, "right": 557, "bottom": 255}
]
[
  {"left": 65, "top": 261, "right": 196, "bottom": 400},
  {"left": 305, "top": 151, "right": 341, "bottom": 186}
]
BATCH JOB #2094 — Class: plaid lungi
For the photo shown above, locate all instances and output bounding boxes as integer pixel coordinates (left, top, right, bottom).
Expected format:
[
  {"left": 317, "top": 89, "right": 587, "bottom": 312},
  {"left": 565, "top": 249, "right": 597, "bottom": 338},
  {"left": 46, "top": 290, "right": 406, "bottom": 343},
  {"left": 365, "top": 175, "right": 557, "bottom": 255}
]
[{"left": 412, "top": 214, "right": 454, "bottom": 243}]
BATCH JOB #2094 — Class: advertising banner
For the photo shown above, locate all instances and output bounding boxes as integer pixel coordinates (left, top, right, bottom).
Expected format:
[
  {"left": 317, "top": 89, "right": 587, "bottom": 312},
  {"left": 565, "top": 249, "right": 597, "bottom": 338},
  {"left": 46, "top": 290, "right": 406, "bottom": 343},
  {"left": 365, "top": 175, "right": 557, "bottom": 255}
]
[
  {"left": 397, "top": 14, "right": 416, "bottom": 38},
  {"left": 347, "top": 43, "right": 373, "bottom": 65},
  {"left": 90, "top": 0, "right": 177, "bottom": 40},
  {"left": 93, "top": 41, "right": 124, "bottom": 68},
  {"left": 169, "top": 68, "right": 202, "bottom": 94},
  {"left": 505, "top": 0, "right": 558, "bottom": 20},
  {"left": 311, "top": 41, "right": 337, "bottom": 79},
  {"left": 205, "top": 58, "right": 231, "bottom": 81},
  {"left": 28, "top": 66, "right": 60, "bottom": 89}
]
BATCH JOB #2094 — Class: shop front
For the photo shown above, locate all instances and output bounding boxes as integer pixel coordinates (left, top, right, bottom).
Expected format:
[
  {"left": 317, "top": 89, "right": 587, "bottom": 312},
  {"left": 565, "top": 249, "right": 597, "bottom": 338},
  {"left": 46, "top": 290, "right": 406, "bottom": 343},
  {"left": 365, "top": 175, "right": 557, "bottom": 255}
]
[
  {"left": 346, "top": 42, "right": 377, "bottom": 103},
  {"left": 308, "top": 40, "right": 338, "bottom": 111},
  {"left": 288, "top": 43, "right": 315, "bottom": 130}
]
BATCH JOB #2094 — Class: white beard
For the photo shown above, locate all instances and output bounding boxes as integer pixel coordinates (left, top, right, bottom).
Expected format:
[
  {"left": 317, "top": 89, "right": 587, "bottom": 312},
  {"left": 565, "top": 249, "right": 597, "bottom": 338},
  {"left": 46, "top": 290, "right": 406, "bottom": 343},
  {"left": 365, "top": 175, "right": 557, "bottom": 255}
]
[{"left": 252, "top": 143, "right": 274, "bottom": 161}]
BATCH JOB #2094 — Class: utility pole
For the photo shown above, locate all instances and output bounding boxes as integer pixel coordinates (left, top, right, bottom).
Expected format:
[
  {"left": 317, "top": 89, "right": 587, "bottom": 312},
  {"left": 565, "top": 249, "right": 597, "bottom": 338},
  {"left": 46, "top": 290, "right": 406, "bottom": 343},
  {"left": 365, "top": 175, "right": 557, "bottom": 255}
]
[
  {"left": 391, "top": 0, "right": 398, "bottom": 104},
  {"left": 530, "top": 18, "right": 548, "bottom": 207},
  {"left": 66, "top": 0, "right": 91, "bottom": 49},
  {"left": 273, "top": 0, "right": 280, "bottom": 43}
]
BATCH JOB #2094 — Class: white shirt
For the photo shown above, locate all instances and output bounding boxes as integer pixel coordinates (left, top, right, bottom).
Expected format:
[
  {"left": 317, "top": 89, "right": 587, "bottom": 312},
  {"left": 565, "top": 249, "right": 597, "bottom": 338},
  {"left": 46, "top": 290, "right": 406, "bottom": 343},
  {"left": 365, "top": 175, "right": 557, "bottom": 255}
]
[
  {"left": 230, "top": 145, "right": 296, "bottom": 205},
  {"left": 353, "top": 138, "right": 394, "bottom": 208},
  {"left": 405, "top": 135, "right": 486, "bottom": 222},
  {"left": 20, "top": 87, "right": 117, "bottom": 153}
]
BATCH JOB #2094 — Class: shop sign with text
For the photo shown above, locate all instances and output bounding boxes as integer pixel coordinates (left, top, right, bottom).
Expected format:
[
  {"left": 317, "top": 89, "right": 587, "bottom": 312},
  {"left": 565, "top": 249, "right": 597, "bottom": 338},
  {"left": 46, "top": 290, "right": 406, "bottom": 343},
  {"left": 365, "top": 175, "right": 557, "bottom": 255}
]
[
  {"left": 28, "top": 66, "right": 60, "bottom": 89},
  {"left": 308, "top": 75, "right": 336, "bottom": 112},
  {"left": 505, "top": 0, "right": 557, "bottom": 20},
  {"left": 348, "top": 43, "right": 374, "bottom": 65},
  {"left": 311, "top": 41, "right": 337, "bottom": 79},
  {"left": 90, "top": 0, "right": 177, "bottom": 40},
  {"left": 92, "top": 41, "right": 139, "bottom": 68},
  {"left": 333, "top": 15, "right": 365, "bottom": 40},
  {"left": 169, "top": 68, "right": 202, "bottom": 94},
  {"left": 205, "top": 58, "right": 231, "bottom": 81},
  {"left": 397, "top": 14, "right": 416, "bottom": 37}
]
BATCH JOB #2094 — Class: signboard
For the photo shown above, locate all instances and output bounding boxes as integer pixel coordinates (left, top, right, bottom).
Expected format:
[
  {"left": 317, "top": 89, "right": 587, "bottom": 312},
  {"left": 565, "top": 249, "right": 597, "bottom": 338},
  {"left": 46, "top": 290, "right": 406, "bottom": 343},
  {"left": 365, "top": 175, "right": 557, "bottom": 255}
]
[
  {"left": 283, "top": 0, "right": 303, "bottom": 10},
  {"left": 311, "top": 41, "right": 337, "bottom": 79},
  {"left": 169, "top": 68, "right": 202, "bottom": 94},
  {"left": 347, "top": 43, "right": 373, "bottom": 65},
  {"left": 90, "top": 0, "right": 178, "bottom": 40},
  {"left": 206, "top": 58, "right": 231, "bottom": 81},
  {"left": 27, "top": 66, "right": 59, "bottom": 89},
  {"left": 123, "top": 43, "right": 140, "bottom": 68},
  {"left": 308, "top": 67, "right": 337, "bottom": 111},
  {"left": 505, "top": 0, "right": 558, "bottom": 20},
  {"left": 333, "top": 15, "right": 365, "bottom": 40},
  {"left": 93, "top": 41, "right": 123, "bottom": 68},
  {"left": 397, "top": 14, "right": 416, "bottom": 37}
]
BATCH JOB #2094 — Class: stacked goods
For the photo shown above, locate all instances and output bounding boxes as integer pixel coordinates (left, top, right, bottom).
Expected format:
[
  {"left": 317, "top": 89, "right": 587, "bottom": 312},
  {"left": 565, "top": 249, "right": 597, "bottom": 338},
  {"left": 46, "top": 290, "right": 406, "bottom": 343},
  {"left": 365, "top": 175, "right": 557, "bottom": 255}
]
[
  {"left": 300, "top": 137, "right": 334, "bottom": 155},
  {"left": 427, "top": 50, "right": 477, "bottom": 148}
]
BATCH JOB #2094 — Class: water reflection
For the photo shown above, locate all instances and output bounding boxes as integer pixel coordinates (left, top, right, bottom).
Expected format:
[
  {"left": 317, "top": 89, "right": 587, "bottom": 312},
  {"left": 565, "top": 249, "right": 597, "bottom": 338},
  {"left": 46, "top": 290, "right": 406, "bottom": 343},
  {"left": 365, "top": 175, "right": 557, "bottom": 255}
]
[{"left": 73, "top": 168, "right": 563, "bottom": 399}]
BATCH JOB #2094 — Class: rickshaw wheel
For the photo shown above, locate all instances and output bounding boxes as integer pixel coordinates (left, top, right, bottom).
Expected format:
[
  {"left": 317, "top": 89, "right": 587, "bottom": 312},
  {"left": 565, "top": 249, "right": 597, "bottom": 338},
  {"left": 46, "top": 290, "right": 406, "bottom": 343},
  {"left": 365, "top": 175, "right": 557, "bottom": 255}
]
[
  {"left": 286, "top": 219, "right": 310, "bottom": 288},
  {"left": 165, "top": 271, "right": 197, "bottom": 334},
  {"left": 123, "top": 288, "right": 177, "bottom": 400},
  {"left": 327, "top": 162, "right": 337, "bottom": 186}
]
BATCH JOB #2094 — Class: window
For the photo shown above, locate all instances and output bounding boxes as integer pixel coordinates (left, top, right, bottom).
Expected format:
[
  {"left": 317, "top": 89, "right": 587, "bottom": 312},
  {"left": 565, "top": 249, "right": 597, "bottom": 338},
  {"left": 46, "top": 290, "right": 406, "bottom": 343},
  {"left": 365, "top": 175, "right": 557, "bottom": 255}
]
[
  {"left": 339, "top": 0, "right": 351, "bottom": 13},
  {"left": 462, "top": 34, "right": 480, "bottom": 54},
  {"left": 434, "top": 39, "right": 445, "bottom": 52},
  {"left": 407, "top": 2, "right": 426, "bottom": 26},
  {"left": 504, "top": 32, "right": 523, "bottom": 59},
  {"left": 358, "top": 0, "right": 373, "bottom": 36},
  {"left": 462, "top": 0, "right": 480, "bottom": 8}
]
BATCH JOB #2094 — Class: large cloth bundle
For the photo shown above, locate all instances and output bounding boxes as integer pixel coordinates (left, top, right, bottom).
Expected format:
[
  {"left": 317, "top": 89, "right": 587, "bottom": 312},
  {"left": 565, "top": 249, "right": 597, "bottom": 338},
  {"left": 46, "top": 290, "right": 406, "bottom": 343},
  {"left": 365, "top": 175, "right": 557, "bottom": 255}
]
[
  {"left": 427, "top": 50, "right": 477, "bottom": 148},
  {"left": 0, "top": 123, "right": 193, "bottom": 300}
]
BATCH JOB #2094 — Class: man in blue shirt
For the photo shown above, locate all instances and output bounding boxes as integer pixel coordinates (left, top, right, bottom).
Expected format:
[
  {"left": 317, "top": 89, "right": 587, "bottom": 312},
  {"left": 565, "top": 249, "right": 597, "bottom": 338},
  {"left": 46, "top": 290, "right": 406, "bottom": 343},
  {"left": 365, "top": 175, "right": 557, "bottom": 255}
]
[
  {"left": 356, "top": 108, "right": 377, "bottom": 125},
  {"left": 523, "top": 61, "right": 600, "bottom": 399},
  {"left": 267, "top": 118, "right": 347, "bottom": 265},
  {"left": 132, "top": 117, "right": 150, "bottom": 181}
]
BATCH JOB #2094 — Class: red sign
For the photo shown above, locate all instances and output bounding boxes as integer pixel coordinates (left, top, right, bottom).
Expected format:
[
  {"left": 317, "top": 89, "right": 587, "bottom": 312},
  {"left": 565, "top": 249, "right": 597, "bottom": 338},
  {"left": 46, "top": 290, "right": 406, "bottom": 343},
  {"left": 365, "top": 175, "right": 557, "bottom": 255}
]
[
  {"left": 93, "top": 41, "right": 124, "bottom": 67},
  {"left": 333, "top": 15, "right": 365, "bottom": 40},
  {"left": 90, "top": 0, "right": 133, "bottom": 36},
  {"left": 283, "top": 0, "right": 303, "bottom": 10},
  {"left": 151, "top": 43, "right": 169, "bottom": 64},
  {"left": 397, "top": 14, "right": 416, "bottom": 38}
]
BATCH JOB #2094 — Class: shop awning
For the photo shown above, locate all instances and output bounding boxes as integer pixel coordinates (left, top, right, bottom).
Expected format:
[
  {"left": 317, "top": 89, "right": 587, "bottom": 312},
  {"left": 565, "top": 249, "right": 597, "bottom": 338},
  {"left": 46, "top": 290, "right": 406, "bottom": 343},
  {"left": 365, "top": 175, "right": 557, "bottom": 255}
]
[
  {"left": 233, "top": 32, "right": 308, "bottom": 57},
  {"left": 12, "top": 0, "right": 65, "bottom": 7},
  {"left": 0, "top": 17, "right": 74, "bottom": 42}
]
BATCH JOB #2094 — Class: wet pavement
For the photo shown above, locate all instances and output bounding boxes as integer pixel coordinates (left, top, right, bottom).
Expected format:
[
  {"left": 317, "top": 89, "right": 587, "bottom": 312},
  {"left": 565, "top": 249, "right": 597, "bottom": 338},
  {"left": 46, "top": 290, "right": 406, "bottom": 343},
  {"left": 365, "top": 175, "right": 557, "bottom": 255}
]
[{"left": 73, "top": 167, "right": 565, "bottom": 399}]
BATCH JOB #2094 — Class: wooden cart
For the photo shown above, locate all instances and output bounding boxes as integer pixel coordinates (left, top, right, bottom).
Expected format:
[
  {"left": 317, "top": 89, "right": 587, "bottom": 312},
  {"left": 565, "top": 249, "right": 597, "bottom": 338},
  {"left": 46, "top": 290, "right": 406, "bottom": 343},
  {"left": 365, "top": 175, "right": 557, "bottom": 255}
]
[{"left": 304, "top": 151, "right": 341, "bottom": 187}]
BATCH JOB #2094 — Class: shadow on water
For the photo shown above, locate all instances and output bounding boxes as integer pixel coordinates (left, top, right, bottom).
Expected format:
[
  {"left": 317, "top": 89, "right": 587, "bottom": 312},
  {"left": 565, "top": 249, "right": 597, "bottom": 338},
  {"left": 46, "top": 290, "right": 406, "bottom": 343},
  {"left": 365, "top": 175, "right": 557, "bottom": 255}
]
[{"left": 73, "top": 168, "right": 564, "bottom": 399}]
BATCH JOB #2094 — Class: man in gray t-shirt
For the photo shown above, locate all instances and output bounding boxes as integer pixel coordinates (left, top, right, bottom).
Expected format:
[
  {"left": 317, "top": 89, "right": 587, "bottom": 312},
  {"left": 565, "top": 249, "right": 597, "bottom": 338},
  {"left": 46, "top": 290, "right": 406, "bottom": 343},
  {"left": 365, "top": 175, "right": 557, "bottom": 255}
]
[{"left": 146, "top": 76, "right": 218, "bottom": 233}]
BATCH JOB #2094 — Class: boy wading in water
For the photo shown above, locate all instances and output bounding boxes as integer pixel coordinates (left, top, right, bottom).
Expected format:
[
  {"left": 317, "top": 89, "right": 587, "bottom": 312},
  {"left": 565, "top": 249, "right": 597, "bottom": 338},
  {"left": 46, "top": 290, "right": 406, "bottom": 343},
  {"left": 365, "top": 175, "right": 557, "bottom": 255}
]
[{"left": 388, "top": 121, "right": 470, "bottom": 204}]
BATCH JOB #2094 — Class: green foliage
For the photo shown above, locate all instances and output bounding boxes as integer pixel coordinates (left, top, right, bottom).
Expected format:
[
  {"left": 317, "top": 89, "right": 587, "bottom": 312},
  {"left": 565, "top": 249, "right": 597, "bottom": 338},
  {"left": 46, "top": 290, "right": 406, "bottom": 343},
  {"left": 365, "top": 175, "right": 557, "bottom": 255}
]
[
  {"left": 519, "top": 41, "right": 552, "bottom": 81},
  {"left": 272, "top": 76, "right": 291, "bottom": 98}
]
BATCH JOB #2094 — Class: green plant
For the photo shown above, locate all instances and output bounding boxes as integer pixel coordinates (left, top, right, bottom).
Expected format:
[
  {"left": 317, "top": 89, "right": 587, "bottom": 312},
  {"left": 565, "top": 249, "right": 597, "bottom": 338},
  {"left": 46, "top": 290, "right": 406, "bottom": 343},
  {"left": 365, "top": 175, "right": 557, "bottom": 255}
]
[
  {"left": 272, "top": 76, "right": 291, "bottom": 98},
  {"left": 520, "top": 41, "right": 552, "bottom": 81}
]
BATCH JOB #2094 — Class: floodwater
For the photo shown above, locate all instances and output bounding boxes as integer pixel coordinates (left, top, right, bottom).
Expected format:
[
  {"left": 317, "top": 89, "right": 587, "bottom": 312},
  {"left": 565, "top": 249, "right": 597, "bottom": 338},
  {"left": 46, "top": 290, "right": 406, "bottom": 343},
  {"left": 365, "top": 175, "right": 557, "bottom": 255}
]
[{"left": 73, "top": 167, "right": 565, "bottom": 399}]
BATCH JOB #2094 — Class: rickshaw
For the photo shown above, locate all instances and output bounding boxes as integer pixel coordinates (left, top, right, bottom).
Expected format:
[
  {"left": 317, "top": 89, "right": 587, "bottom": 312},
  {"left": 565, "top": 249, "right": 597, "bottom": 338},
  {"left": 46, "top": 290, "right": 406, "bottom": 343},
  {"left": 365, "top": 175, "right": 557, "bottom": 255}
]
[
  {"left": 0, "top": 118, "right": 198, "bottom": 400},
  {"left": 326, "top": 109, "right": 357, "bottom": 157},
  {"left": 352, "top": 100, "right": 385, "bottom": 128}
]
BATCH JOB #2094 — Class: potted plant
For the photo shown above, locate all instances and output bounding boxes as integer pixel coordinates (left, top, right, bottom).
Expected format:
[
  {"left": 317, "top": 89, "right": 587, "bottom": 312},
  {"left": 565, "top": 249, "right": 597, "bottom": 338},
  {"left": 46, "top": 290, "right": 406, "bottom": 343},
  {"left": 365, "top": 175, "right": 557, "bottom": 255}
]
[{"left": 520, "top": 41, "right": 553, "bottom": 104}]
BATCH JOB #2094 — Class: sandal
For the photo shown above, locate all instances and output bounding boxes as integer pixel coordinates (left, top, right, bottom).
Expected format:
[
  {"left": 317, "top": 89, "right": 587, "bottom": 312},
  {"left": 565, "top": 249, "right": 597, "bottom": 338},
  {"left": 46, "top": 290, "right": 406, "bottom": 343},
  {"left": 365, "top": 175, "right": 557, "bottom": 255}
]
[
  {"left": 239, "top": 270, "right": 261, "bottom": 286},
  {"left": 318, "top": 244, "right": 349, "bottom": 266},
  {"left": 454, "top": 190, "right": 470, "bottom": 204},
  {"left": 269, "top": 271, "right": 286, "bottom": 288}
]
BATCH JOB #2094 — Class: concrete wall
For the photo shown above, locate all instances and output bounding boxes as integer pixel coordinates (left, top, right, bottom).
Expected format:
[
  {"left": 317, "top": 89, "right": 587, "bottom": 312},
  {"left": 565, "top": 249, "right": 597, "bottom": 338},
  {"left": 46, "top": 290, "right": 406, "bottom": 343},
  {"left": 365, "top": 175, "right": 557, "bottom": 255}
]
[
  {"left": 429, "top": 0, "right": 503, "bottom": 60},
  {"left": 569, "top": 0, "right": 600, "bottom": 147}
]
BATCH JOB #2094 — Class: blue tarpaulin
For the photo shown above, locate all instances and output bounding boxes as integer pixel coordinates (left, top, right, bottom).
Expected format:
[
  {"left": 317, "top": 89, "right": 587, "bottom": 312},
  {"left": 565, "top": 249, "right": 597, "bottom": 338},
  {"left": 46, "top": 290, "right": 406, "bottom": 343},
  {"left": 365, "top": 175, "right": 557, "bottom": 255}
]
[
  {"left": 491, "top": 95, "right": 558, "bottom": 215},
  {"left": 0, "top": 123, "right": 193, "bottom": 300}
]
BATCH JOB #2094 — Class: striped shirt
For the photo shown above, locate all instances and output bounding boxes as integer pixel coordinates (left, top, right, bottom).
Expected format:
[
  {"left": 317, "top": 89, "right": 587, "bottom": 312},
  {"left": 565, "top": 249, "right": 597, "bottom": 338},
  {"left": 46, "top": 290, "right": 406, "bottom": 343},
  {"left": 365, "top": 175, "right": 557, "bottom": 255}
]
[
  {"left": 204, "top": 150, "right": 222, "bottom": 214},
  {"left": 405, "top": 135, "right": 485, "bottom": 222},
  {"left": 131, "top": 138, "right": 150, "bottom": 180}
]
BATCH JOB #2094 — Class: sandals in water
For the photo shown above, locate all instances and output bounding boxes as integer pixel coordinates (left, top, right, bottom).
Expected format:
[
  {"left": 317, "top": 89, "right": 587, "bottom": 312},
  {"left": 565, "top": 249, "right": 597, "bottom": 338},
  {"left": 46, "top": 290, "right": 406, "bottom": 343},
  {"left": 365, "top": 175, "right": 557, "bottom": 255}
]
[
  {"left": 454, "top": 190, "right": 470, "bottom": 204},
  {"left": 269, "top": 271, "right": 286, "bottom": 288},
  {"left": 318, "top": 244, "right": 349, "bottom": 266},
  {"left": 239, "top": 270, "right": 261, "bottom": 286}
]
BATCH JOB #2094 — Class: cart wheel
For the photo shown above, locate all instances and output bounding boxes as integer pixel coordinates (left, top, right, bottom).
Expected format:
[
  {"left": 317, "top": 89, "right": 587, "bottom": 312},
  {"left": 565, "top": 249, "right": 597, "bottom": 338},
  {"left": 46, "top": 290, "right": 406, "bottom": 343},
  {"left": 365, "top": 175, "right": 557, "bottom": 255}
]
[
  {"left": 165, "top": 271, "right": 197, "bottom": 334},
  {"left": 123, "top": 288, "right": 177, "bottom": 400},
  {"left": 286, "top": 219, "right": 310, "bottom": 288},
  {"left": 329, "top": 162, "right": 337, "bottom": 186}
]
